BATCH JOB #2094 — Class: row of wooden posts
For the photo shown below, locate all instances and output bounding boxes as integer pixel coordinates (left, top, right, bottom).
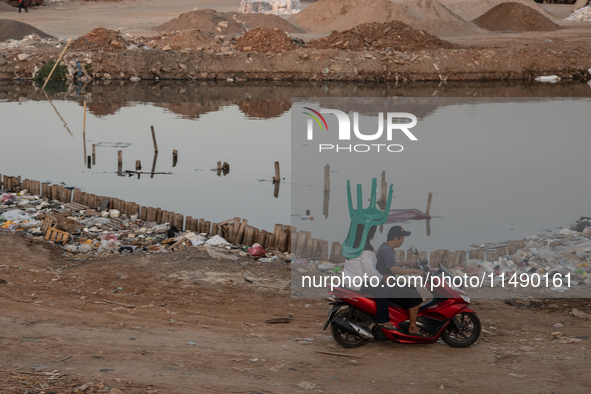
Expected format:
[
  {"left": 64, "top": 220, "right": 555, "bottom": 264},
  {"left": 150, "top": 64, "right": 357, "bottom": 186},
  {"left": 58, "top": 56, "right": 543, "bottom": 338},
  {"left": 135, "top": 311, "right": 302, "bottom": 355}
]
[
  {"left": 2, "top": 174, "right": 523, "bottom": 265},
  {"left": 0, "top": 174, "right": 292, "bottom": 253}
]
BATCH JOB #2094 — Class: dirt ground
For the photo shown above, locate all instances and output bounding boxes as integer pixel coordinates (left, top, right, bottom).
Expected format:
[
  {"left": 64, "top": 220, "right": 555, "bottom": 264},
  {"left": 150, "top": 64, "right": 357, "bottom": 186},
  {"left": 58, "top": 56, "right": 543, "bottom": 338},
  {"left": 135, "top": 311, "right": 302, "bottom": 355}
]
[
  {"left": 1, "top": 231, "right": 591, "bottom": 393},
  {"left": 1, "top": 1, "right": 591, "bottom": 82}
]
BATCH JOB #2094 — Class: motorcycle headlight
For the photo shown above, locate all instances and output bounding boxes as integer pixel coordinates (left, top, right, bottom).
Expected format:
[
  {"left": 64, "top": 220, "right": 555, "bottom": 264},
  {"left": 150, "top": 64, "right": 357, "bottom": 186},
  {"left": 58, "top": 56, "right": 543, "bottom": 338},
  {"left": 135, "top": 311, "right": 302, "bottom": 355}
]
[{"left": 460, "top": 295, "right": 470, "bottom": 303}]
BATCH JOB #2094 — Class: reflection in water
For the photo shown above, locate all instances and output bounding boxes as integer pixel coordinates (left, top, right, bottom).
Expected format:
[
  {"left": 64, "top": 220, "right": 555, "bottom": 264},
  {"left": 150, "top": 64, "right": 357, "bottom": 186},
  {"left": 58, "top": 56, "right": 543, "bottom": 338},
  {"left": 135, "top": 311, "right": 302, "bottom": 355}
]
[
  {"left": 1, "top": 81, "right": 590, "bottom": 252},
  {"left": 1, "top": 80, "right": 590, "bottom": 120}
]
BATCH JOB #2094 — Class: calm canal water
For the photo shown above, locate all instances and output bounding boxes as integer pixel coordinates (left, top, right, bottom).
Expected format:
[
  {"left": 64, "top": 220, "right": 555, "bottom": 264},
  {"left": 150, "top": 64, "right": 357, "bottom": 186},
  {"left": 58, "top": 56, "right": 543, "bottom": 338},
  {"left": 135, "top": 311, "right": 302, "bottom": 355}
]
[{"left": 1, "top": 80, "right": 590, "bottom": 253}]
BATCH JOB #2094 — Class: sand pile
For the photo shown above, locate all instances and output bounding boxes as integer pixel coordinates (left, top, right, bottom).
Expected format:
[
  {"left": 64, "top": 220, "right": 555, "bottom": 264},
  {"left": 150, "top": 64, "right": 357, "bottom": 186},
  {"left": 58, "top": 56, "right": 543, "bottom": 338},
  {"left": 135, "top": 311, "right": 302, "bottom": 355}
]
[
  {"left": 0, "top": 19, "right": 53, "bottom": 41},
  {"left": 306, "top": 21, "right": 456, "bottom": 51},
  {"left": 290, "top": 0, "right": 478, "bottom": 37},
  {"left": 156, "top": 9, "right": 301, "bottom": 35},
  {"left": 234, "top": 27, "right": 296, "bottom": 52},
  {"left": 0, "top": 3, "right": 16, "bottom": 12},
  {"left": 138, "top": 29, "right": 221, "bottom": 51},
  {"left": 438, "top": 0, "right": 553, "bottom": 22},
  {"left": 473, "top": 2, "right": 561, "bottom": 31},
  {"left": 70, "top": 27, "right": 129, "bottom": 52}
]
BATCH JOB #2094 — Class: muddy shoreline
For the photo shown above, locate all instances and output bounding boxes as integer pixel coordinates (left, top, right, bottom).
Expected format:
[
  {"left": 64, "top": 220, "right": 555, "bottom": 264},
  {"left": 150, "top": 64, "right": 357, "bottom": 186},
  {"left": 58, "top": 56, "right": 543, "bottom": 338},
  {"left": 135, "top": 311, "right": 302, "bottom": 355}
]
[{"left": 2, "top": 46, "right": 590, "bottom": 82}]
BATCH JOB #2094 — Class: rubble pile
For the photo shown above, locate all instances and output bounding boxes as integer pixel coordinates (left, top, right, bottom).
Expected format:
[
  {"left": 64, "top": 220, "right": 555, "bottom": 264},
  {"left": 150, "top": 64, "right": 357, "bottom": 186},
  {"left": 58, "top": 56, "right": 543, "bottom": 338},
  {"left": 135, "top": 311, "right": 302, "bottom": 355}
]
[
  {"left": 305, "top": 21, "right": 455, "bottom": 52},
  {"left": 137, "top": 29, "right": 229, "bottom": 52},
  {"left": 448, "top": 222, "right": 591, "bottom": 290},
  {"left": 565, "top": 6, "right": 591, "bottom": 22},
  {"left": 291, "top": 218, "right": 591, "bottom": 292},
  {"left": 239, "top": 0, "right": 303, "bottom": 15},
  {"left": 473, "top": 2, "right": 562, "bottom": 32},
  {"left": 70, "top": 27, "right": 130, "bottom": 52},
  {"left": 234, "top": 27, "right": 296, "bottom": 53},
  {"left": 0, "top": 190, "right": 286, "bottom": 262}
]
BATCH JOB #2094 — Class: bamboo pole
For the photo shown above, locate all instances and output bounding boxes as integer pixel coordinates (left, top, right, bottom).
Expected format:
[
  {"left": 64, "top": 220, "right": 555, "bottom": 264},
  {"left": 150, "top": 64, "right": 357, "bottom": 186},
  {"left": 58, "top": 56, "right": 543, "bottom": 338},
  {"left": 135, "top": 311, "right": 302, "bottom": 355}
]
[{"left": 42, "top": 38, "right": 72, "bottom": 90}]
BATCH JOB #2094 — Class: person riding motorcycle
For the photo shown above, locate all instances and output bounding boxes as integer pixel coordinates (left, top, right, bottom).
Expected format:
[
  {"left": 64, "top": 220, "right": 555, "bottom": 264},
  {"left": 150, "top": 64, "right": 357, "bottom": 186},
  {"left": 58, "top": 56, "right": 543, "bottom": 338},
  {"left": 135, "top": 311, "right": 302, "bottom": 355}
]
[{"left": 376, "top": 226, "right": 428, "bottom": 336}]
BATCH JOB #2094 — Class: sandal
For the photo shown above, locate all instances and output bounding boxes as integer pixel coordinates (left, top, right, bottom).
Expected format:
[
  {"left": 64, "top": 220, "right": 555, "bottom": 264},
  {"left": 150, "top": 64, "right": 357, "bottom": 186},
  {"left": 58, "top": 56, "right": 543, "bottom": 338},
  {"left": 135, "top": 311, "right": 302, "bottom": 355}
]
[
  {"left": 407, "top": 328, "right": 430, "bottom": 337},
  {"left": 378, "top": 322, "right": 398, "bottom": 331}
]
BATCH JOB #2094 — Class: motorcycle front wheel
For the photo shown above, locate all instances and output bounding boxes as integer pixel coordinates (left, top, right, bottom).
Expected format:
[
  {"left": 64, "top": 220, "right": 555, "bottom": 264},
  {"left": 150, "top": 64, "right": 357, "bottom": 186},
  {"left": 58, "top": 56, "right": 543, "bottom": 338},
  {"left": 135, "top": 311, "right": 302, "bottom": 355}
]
[
  {"left": 441, "top": 312, "right": 481, "bottom": 348},
  {"left": 330, "top": 308, "right": 370, "bottom": 348}
]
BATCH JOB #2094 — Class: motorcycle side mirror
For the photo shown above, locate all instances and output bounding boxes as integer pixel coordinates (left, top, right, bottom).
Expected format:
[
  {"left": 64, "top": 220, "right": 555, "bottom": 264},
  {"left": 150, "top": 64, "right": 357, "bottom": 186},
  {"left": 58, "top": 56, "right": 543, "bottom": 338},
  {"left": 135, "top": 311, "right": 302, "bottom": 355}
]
[{"left": 409, "top": 245, "right": 419, "bottom": 256}]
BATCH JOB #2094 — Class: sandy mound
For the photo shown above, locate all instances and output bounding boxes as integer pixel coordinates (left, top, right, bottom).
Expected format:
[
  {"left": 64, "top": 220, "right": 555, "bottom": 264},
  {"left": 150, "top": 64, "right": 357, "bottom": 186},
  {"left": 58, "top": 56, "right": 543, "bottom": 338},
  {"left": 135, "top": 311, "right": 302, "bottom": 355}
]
[
  {"left": 0, "top": 3, "right": 16, "bottom": 12},
  {"left": 438, "top": 0, "right": 554, "bottom": 22},
  {"left": 234, "top": 27, "right": 296, "bottom": 53},
  {"left": 306, "top": 21, "right": 456, "bottom": 51},
  {"left": 0, "top": 19, "right": 53, "bottom": 41},
  {"left": 70, "top": 27, "right": 129, "bottom": 52},
  {"left": 473, "top": 2, "right": 562, "bottom": 31},
  {"left": 290, "top": 0, "right": 479, "bottom": 37},
  {"left": 156, "top": 9, "right": 301, "bottom": 35}
]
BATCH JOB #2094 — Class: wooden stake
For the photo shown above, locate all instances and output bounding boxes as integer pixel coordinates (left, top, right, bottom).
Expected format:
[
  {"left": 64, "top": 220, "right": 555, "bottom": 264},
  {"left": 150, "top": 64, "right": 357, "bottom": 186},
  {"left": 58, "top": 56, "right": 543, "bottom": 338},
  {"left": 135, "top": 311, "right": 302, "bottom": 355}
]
[
  {"left": 82, "top": 101, "right": 87, "bottom": 165},
  {"left": 117, "top": 150, "right": 123, "bottom": 176},
  {"left": 150, "top": 126, "right": 158, "bottom": 153},
  {"left": 273, "top": 161, "right": 280, "bottom": 183},
  {"left": 136, "top": 160, "right": 142, "bottom": 171},
  {"left": 426, "top": 192, "right": 433, "bottom": 215},
  {"left": 42, "top": 37, "right": 72, "bottom": 90},
  {"left": 92, "top": 143, "right": 96, "bottom": 165},
  {"left": 87, "top": 155, "right": 91, "bottom": 169},
  {"left": 172, "top": 149, "right": 178, "bottom": 167}
]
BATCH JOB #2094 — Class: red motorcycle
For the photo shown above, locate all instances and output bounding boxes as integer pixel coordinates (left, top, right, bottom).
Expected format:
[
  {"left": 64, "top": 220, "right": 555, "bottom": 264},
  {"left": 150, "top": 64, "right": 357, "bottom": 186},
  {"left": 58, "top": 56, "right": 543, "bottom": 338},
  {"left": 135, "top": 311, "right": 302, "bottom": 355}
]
[{"left": 323, "top": 246, "right": 481, "bottom": 348}]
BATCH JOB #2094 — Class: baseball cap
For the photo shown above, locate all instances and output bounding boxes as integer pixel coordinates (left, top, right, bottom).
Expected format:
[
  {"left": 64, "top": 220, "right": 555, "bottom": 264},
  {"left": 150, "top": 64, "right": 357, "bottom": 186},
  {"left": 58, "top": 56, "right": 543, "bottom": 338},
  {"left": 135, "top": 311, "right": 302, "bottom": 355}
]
[{"left": 387, "top": 226, "right": 411, "bottom": 241}]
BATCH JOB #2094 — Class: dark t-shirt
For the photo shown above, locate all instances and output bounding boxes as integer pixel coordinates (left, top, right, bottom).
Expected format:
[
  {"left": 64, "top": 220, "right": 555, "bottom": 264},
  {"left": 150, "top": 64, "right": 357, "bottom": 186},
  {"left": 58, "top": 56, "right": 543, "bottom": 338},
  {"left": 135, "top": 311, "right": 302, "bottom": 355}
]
[{"left": 376, "top": 242, "right": 398, "bottom": 277}]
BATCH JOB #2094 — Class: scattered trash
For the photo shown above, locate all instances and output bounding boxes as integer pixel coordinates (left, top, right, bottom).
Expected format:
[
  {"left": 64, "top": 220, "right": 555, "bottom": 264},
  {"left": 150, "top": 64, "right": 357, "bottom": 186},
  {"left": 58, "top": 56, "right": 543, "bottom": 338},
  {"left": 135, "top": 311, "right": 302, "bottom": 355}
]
[
  {"left": 564, "top": 6, "right": 591, "bottom": 22},
  {"left": 188, "top": 342, "right": 197, "bottom": 346},
  {"left": 247, "top": 243, "right": 267, "bottom": 257},
  {"left": 553, "top": 323, "right": 563, "bottom": 328},
  {"left": 239, "top": 0, "right": 303, "bottom": 15},
  {"left": 535, "top": 75, "right": 560, "bottom": 83}
]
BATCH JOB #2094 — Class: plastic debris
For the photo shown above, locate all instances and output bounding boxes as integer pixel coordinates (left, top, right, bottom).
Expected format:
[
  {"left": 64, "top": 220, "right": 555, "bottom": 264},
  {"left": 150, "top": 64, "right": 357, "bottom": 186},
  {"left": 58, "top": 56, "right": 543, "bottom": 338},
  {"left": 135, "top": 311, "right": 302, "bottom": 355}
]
[
  {"left": 247, "top": 243, "right": 267, "bottom": 257},
  {"left": 564, "top": 6, "right": 591, "bottom": 22},
  {"left": 535, "top": 75, "right": 561, "bottom": 83},
  {"left": 239, "top": 0, "right": 303, "bottom": 15}
]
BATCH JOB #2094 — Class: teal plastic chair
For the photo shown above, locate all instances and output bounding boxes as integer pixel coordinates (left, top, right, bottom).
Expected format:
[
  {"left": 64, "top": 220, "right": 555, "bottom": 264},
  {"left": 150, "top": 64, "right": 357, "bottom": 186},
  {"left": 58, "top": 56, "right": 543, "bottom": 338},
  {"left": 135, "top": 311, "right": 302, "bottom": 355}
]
[{"left": 342, "top": 178, "right": 393, "bottom": 259}]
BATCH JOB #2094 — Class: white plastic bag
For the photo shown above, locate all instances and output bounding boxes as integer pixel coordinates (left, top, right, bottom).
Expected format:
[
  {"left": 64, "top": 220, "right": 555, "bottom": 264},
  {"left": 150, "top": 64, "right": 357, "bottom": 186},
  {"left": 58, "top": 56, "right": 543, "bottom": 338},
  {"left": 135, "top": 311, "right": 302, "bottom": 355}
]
[
  {"left": 206, "top": 235, "right": 230, "bottom": 246},
  {"left": 1, "top": 209, "right": 31, "bottom": 222}
]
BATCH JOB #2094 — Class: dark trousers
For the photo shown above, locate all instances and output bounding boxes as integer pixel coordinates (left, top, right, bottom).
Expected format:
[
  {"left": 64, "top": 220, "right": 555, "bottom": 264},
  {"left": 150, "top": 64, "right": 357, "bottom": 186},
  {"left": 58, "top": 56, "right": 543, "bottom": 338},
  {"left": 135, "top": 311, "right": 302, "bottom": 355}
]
[
  {"left": 359, "top": 283, "right": 390, "bottom": 324},
  {"left": 18, "top": 3, "right": 28, "bottom": 13}
]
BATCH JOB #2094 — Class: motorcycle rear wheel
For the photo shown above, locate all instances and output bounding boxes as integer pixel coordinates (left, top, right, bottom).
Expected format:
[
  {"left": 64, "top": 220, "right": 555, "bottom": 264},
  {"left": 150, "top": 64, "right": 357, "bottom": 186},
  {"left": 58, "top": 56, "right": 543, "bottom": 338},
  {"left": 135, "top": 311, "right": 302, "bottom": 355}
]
[
  {"left": 441, "top": 312, "right": 481, "bottom": 348},
  {"left": 330, "top": 308, "right": 370, "bottom": 348}
]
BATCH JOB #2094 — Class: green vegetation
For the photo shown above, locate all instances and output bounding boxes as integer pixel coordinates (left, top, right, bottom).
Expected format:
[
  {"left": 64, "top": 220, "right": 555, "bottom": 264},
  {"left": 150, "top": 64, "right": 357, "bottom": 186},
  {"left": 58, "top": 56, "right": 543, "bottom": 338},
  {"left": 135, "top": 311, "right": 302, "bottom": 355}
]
[{"left": 33, "top": 59, "right": 69, "bottom": 82}]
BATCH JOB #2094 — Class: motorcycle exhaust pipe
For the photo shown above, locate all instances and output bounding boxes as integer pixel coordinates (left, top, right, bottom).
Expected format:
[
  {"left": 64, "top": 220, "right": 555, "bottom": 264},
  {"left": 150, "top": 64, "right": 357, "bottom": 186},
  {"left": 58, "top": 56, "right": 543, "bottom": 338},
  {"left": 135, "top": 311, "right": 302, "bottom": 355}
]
[{"left": 332, "top": 317, "right": 374, "bottom": 339}]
